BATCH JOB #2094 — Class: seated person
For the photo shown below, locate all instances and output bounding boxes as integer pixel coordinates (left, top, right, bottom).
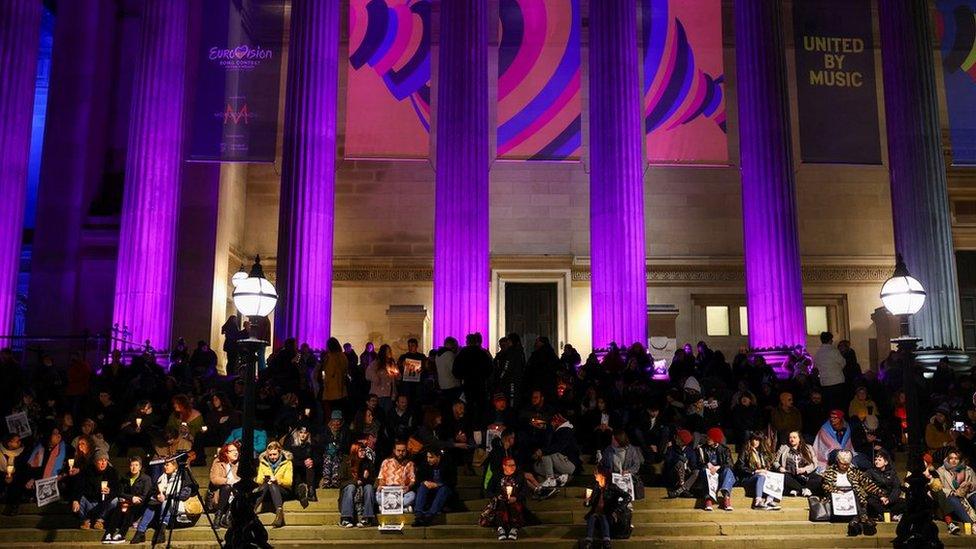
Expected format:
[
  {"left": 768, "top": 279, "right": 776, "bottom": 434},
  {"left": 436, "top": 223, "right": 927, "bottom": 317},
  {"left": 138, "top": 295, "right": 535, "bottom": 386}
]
[
  {"left": 255, "top": 441, "right": 293, "bottom": 528},
  {"left": 117, "top": 401, "right": 157, "bottom": 457},
  {"left": 376, "top": 440, "right": 416, "bottom": 513},
  {"left": 663, "top": 429, "right": 699, "bottom": 498},
  {"left": 440, "top": 400, "right": 475, "bottom": 470},
  {"left": 285, "top": 424, "right": 319, "bottom": 507},
  {"left": 413, "top": 448, "right": 456, "bottom": 526},
  {"left": 772, "top": 431, "right": 817, "bottom": 496},
  {"left": 485, "top": 428, "right": 552, "bottom": 500},
  {"left": 132, "top": 455, "right": 192, "bottom": 545},
  {"left": 848, "top": 386, "right": 878, "bottom": 422},
  {"left": 813, "top": 410, "right": 853, "bottom": 473},
  {"left": 339, "top": 440, "right": 376, "bottom": 527},
  {"left": 208, "top": 443, "right": 240, "bottom": 528},
  {"left": 820, "top": 450, "right": 884, "bottom": 536},
  {"left": 936, "top": 450, "right": 976, "bottom": 528},
  {"left": 532, "top": 414, "right": 580, "bottom": 488},
  {"left": 1, "top": 434, "right": 26, "bottom": 516},
  {"left": 697, "top": 428, "right": 734, "bottom": 511},
  {"left": 72, "top": 449, "right": 118, "bottom": 530},
  {"left": 864, "top": 448, "right": 904, "bottom": 521},
  {"left": 151, "top": 428, "right": 191, "bottom": 479},
  {"left": 479, "top": 457, "right": 527, "bottom": 541},
  {"left": 734, "top": 432, "right": 780, "bottom": 510},
  {"left": 598, "top": 430, "right": 644, "bottom": 500},
  {"left": 485, "top": 393, "right": 517, "bottom": 430},
  {"left": 582, "top": 466, "right": 632, "bottom": 548},
  {"left": 102, "top": 456, "right": 152, "bottom": 544},
  {"left": 320, "top": 410, "right": 350, "bottom": 489},
  {"left": 385, "top": 395, "right": 417, "bottom": 443}
]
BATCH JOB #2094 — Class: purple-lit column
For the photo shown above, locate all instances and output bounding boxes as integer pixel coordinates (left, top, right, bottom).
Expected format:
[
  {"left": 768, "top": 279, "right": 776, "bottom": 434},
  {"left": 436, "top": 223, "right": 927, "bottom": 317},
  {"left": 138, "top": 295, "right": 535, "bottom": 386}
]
[
  {"left": 735, "top": 0, "right": 806, "bottom": 350},
  {"left": 588, "top": 0, "right": 647, "bottom": 348},
  {"left": 0, "top": 0, "right": 41, "bottom": 334},
  {"left": 879, "top": 0, "right": 965, "bottom": 354},
  {"left": 274, "top": 0, "right": 339, "bottom": 350},
  {"left": 432, "top": 0, "right": 489, "bottom": 345},
  {"left": 112, "top": 0, "right": 188, "bottom": 349}
]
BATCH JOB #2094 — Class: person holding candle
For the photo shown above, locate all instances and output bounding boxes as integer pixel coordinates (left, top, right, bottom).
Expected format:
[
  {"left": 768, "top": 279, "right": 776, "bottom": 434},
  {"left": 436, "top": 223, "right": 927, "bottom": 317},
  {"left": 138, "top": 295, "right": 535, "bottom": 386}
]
[
  {"left": 73, "top": 449, "right": 119, "bottom": 530},
  {"left": 165, "top": 395, "right": 204, "bottom": 443},
  {"left": 317, "top": 338, "right": 350, "bottom": 420},
  {"left": 118, "top": 401, "right": 156, "bottom": 457},
  {"left": 582, "top": 466, "right": 632, "bottom": 548},
  {"left": 0, "top": 434, "right": 25, "bottom": 516},
  {"left": 479, "top": 457, "right": 527, "bottom": 540}
]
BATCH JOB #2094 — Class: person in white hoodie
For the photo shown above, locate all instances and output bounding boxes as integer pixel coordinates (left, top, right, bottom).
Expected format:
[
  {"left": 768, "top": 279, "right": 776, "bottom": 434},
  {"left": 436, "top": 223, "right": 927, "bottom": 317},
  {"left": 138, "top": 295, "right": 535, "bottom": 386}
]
[
  {"left": 814, "top": 332, "right": 847, "bottom": 412},
  {"left": 435, "top": 337, "right": 461, "bottom": 403}
]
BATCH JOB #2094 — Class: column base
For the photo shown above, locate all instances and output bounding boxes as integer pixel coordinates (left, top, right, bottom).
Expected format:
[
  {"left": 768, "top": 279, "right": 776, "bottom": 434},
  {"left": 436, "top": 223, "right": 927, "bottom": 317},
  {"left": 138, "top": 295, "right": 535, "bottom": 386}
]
[
  {"left": 913, "top": 346, "right": 972, "bottom": 375},
  {"left": 748, "top": 346, "right": 810, "bottom": 380}
]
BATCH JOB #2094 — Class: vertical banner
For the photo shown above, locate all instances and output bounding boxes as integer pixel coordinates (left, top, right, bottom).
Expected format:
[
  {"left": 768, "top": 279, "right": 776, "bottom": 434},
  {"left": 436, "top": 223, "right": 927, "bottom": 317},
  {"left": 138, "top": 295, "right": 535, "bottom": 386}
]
[
  {"left": 497, "top": 0, "right": 582, "bottom": 161},
  {"left": 188, "top": 0, "right": 284, "bottom": 162},
  {"left": 936, "top": 1, "right": 976, "bottom": 165},
  {"left": 640, "top": 0, "right": 728, "bottom": 165},
  {"left": 793, "top": 0, "right": 881, "bottom": 164},
  {"left": 345, "top": 0, "right": 431, "bottom": 159}
]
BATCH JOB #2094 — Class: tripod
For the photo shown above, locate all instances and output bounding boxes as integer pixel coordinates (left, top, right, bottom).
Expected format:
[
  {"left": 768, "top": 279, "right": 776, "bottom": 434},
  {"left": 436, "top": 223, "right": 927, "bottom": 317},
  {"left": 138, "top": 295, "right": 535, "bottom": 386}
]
[{"left": 152, "top": 458, "right": 224, "bottom": 549}]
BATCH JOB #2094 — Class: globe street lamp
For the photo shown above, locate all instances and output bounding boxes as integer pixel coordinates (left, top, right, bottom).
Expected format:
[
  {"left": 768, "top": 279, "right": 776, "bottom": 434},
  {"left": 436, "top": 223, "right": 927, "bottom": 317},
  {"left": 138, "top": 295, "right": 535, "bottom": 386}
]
[
  {"left": 881, "top": 254, "right": 934, "bottom": 545},
  {"left": 231, "top": 256, "right": 276, "bottom": 498}
]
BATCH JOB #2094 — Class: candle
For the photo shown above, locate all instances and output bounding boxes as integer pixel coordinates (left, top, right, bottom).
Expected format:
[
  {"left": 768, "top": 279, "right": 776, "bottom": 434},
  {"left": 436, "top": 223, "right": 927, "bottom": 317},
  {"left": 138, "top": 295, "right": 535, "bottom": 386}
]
[
  {"left": 505, "top": 486, "right": 513, "bottom": 497},
  {"left": 67, "top": 458, "right": 75, "bottom": 469},
  {"left": 101, "top": 480, "right": 108, "bottom": 491},
  {"left": 585, "top": 488, "right": 593, "bottom": 499},
  {"left": 201, "top": 425, "right": 208, "bottom": 433},
  {"left": 966, "top": 522, "right": 973, "bottom": 535},
  {"left": 181, "top": 421, "right": 187, "bottom": 428},
  {"left": 883, "top": 512, "right": 890, "bottom": 523},
  {"left": 135, "top": 417, "right": 142, "bottom": 428},
  {"left": 5, "top": 465, "right": 13, "bottom": 476},
  {"left": 304, "top": 408, "right": 311, "bottom": 417}
]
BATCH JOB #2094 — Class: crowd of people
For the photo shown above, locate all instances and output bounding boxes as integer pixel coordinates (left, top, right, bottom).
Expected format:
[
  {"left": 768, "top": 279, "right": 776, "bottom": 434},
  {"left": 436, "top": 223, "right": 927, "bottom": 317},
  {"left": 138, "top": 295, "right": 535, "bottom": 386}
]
[{"left": 0, "top": 325, "right": 975, "bottom": 547}]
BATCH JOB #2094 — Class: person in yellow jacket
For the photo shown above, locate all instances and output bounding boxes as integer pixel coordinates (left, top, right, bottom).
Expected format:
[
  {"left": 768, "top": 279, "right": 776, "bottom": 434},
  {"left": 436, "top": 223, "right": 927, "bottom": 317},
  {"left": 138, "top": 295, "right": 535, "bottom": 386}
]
[{"left": 255, "top": 441, "right": 293, "bottom": 528}]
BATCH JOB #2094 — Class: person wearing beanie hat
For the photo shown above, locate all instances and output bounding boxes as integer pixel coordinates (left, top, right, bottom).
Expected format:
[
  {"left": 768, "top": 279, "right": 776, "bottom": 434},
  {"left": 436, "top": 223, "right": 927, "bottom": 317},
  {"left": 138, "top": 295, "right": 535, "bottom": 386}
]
[
  {"left": 664, "top": 430, "right": 700, "bottom": 498},
  {"left": 697, "top": 427, "right": 734, "bottom": 511},
  {"left": 533, "top": 413, "right": 581, "bottom": 489},
  {"left": 320, "top": 410, "right": 350, "bottom": 489},
  {"left": 74, "top": 447, "right": 119, "bottom": 530}
]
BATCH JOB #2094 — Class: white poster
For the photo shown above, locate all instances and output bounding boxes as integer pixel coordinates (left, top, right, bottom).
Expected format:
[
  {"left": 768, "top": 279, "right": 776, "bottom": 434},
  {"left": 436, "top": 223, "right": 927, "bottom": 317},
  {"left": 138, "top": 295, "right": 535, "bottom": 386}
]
[
  {"left": 380, "top": 486, "right": 404, "bottom": 515},
  {"left": 35, "top": 476, "right": 60, "bottom": 507},
  {"left": 486, "top": 425, "right": 504, "bottom": 451},
  {"left": 612, "top": 473, "right": 636, "bottom": 501},
  {"left": 402, "top": 359, "right": 422, "bottom": 383},
  {"left": 705, "top": 470, "right": 719, "bottom": 501},
  {"left": 831, "top": 490, "right": 857, "bottom": 517},
  {"left": 5, "top": 412, "right": 31, "bottom": 438},
  {"left": 762, "top": 471, "right": 784, "bottom": 500}
]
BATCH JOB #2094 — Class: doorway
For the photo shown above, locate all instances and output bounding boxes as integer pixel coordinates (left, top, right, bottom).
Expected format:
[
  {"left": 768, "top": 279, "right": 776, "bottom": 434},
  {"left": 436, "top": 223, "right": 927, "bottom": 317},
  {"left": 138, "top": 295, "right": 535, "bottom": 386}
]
[{"left": 504, "top": 282, "right": 558, "bottom": 348}]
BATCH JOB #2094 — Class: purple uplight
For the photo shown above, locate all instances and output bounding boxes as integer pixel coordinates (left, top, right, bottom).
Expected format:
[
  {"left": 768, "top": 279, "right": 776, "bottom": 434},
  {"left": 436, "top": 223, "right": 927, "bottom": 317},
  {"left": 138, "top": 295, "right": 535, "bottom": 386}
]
[
  {"left": 274, "top": 0, "right": 339, "bottom": 350},
  {"left": 735, "top": 0, "right": 806, "bottom": 350},
  {"left": 0, "top": 0, "right": 41, "bottom": 334},
  {"left": 112, "top": 0, "right": 188, "bottom": 350},
  {"left": 588, "top": 0, "right": 648, "bottom": 349},
  {"left": 432, "top": 0, "right": 490, "bottom": 345}
]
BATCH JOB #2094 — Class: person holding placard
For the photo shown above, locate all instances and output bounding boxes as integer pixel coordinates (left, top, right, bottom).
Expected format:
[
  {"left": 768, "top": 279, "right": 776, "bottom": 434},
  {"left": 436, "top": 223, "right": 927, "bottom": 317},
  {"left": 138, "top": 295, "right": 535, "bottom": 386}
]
[
  {"left": 697, "top": 428, "right": 735, "bottom": 511},
  {"left": 598, "top": 430, "right": 644, "bottom": 500},
  {"left": 734, "top": 432, "right": 780, "bottom": 510},
  {"left": 772, "top": 431, "right": 817, "bottom": 497},
  {"left": 821, "top": 450, "right": 884, "bottom": 536},
  {"left": 479, "top": 457, "right": 526, "bottom": 540},
  {"left": 376, "top": 441, "right": 416, "bottom": 513}
]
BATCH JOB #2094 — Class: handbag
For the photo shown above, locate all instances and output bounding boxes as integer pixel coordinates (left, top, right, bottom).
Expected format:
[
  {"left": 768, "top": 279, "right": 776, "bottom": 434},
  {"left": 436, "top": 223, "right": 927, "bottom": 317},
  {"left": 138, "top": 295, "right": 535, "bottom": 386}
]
[{"left": 808, "top": 495, "right": 831, "bottom": 522}]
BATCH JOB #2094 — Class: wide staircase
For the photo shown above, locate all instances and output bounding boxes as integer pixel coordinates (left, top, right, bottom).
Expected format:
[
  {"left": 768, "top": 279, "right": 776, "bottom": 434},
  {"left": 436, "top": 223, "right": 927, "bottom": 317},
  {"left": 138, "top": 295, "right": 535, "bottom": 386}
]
[{"left": 0, "top": 455, "right": 973, "bottom": 548}]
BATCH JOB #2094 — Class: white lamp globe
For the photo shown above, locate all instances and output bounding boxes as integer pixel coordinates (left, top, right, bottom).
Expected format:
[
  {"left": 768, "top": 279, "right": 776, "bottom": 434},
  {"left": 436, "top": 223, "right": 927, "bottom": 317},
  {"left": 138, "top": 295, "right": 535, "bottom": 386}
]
[
  {"left": 231, "top": 265, "right": 248, "bottom": 288},
  {"left": 881, "top": 254, "right": 926, "bottom": 316},
  {"left": 233, "top": 256, "right": 278, "bottom": 317}
]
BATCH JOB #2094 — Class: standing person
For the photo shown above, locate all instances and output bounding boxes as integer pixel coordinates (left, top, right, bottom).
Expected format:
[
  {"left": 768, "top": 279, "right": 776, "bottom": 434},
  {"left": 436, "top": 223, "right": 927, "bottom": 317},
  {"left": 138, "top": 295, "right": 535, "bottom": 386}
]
[
  {"left": 525, "top": 336, "right": 559, "bottom": 401},
  {"left": 397, "top": 338, "right": 427, "bottom": 404},
  {"left": 490, "top": 334, "right": 525, "bottom": 407},
  {"left": 316, "top": 338, "right": 349, "bottom": 419},
  {"left": 452, "top": 333, "right": 492, "bottom": 427},
  {"left": 220, "top": 315, "right": 244, "bottom": 372},
  {"left": 366, "top": 345, "right": 398, "bottom": 417},
  {"left": 435, "top": 337, "right": 461, "bottom": 405},
  {"left": 814, "top": 332, "right": 847, "bottom": 412}
]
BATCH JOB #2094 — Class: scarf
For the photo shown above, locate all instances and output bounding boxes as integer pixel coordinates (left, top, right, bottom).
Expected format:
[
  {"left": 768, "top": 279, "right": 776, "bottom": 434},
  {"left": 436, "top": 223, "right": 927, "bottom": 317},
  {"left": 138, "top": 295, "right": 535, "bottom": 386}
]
[
  {"left": 813, "top": 420, "right": 851, "bottom": 470},
  {"left": 27, "top": 442, "right": 65, "bottom": 479},
  {"left": 944, "top": 460, "right": 967, "bottom": 489}
]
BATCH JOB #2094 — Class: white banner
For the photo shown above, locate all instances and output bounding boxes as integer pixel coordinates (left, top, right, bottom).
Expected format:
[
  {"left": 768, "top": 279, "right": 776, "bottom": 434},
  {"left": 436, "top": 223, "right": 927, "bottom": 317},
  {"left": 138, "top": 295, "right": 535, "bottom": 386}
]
[
  {"left": 35, "top": 476, "right": 60, "bottom": 507},
  {"left": 612, "top": 473, "right": 635, "bottom": 501},
  {"left": 380, "top": 486, "right": 404, "bottom": 515},
  {"left": 762, "top": 471, "right": 784, "bottom": 500},
  {"left": 5, "top": 412, "right": 31, "bottom": 438},
  {"left": 831, "top": 491, "right": 857, "bottom": 517}
]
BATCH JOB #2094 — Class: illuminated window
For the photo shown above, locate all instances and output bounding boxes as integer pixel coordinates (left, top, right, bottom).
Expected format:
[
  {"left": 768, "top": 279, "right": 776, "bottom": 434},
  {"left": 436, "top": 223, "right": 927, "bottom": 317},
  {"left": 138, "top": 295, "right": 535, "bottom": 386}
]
[
  {"left": 706, "top": 306, "right": 730, "bottom": 336},
  {"left": 739, "top": 307, "right": 749, "bottom": 336},
  {"left": 805, "top": 306, "right": 829, "bottom": 336}
]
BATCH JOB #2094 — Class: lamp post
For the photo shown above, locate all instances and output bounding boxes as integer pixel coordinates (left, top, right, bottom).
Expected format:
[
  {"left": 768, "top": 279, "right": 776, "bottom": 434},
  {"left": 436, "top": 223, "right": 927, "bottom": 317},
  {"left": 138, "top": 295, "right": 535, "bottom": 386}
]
[
  {"left": 231, "top": 256, "right": 277, "bottom": 494},
  {"left": 881, "top": 253, "right": 934, "bottom": 544}
]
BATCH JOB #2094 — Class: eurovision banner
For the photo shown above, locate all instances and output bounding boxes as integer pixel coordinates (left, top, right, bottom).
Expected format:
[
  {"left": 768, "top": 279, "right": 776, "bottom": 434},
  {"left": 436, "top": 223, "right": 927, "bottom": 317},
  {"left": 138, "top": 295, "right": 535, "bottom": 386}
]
[
  {"left": 640, "top": 0, "right": 728, "bottom": 164},
  {"left": 345, "top": 0, "right": 432, "bottom": 159},
  {"left": 936, "top": 1, "right": 976, "bottom": 165},
  {"left": 792, "top": 0, "right": 881, "bottom": 164},
  {"left": 188, "top": 0, "right": 284, "bottom": 162},
  {"left": 497, "top": 0, "right": 582, "bottom": 161}
]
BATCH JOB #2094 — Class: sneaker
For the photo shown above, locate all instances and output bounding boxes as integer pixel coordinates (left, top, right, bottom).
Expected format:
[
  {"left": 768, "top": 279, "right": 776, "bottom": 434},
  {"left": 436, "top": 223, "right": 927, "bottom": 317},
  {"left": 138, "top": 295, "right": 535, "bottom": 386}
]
[
  {"left": 130, "top": 531, "right": 146, "bottom": 544},
  {"left": 722, "top": 497, "right": 733, "bottom": 511},
  {"left": 541, "top": 477, "right": 557, "bottom": 488},
  {"left": 801, "top": 488, "right": 812, "bottom": 497},
  {"left": 109, "top": 533, "right": 125, "bottom": 545},
  {"left": 948, "top": 522, "right": 961, "bottom": 535},
  {"left": 752, "top": 498, "right": 764, "bottom": 509},
  {"left": 356, "top": 519, "right": 367, "bottom": 528},
  {"left": 556, "top": 474, "right": 570, "bottom": 486},
  {"left": 703, "top": 498, "right": 714, "bottom": 511},
  {"left": 497, "top": 527, "right": 507, "bottom": 540},
  {"left": 176, "top": 513, "right": 191, "bottom": 524},
  {"left": 405, "top": 505, "right": 413, "bottom": 514},
  {"left": 507, "top": 528, "right": 518, "bottom": 540},
  {"left": 788, "top": 490, "right": 798, "bottom": 497},
  {"left": 764, "top": 501, "right": 781, "bottom": 511},
  {"left": 340, "top": 518, "right": 354, "bottom": 528},
  {"left": 102, "top": 533, "right": 114, "bottom": 544},
  {"left": 538, "top": 486, "right": 558, "bottom": 500}
]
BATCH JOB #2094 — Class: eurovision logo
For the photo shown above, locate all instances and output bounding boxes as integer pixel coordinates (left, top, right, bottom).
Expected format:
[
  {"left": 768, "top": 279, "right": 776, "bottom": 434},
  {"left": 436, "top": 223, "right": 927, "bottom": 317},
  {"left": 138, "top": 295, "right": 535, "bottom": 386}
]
[{"left": 208, "top": 44, "right": 273, "bottom": 71}]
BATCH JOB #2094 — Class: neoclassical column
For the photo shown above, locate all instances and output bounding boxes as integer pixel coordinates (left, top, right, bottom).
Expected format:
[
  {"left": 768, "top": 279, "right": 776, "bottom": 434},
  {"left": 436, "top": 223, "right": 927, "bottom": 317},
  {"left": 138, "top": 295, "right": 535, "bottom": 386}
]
[
  {"left": 735, "top": 0, "right": 806, "bottom": 350},
  {"left": 112, "top": 0, "right": 188, "bottom": 349},
  {"left": 29, "top": 0, "right": 115, "bottom": 336},
  {"left": 588, "top": 0, "right": 647, "bottom": 348},
  {"left": 0, "top": 0, "right": 41, "bottom": 334},
  {"left": 879, "top": 0, "right": 965, "bottom": 354},
  {"left": 274, "top": 0, "right": 339, "bottom": 350},
  {"left": 433, "top": 0, "right": 490, "bottom": 344}
]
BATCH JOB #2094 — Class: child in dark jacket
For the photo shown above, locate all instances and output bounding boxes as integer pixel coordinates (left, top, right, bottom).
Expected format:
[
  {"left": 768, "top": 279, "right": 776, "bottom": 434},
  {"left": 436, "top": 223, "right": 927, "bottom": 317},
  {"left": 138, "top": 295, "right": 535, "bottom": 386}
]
[{"left": 479, "top": 457, "right": 527, "bottom": 540}]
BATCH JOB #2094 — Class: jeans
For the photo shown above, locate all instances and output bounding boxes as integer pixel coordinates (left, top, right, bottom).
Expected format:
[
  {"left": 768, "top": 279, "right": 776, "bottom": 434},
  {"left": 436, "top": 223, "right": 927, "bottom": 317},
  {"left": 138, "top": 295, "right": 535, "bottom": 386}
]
[
  {"left": 78, "top": 495, "right": 117, "bottom": 523},
  {"left": 377, "top": 489, "right": 415, "bottom": 510},
  {"left": 947, "top": 493, "right": 976, "bottom": 523},
  {"left": 743, "top": 473, "right": 766, "bottom": 498},
  {"left": 415, "top": 484, "right": 450, "bottom": 517},
  {"left": 534, "top": 453, "right": 576, "bottom": 479},
  {"left": 586, "top": 514, "right": 610, "bottom": 540},
  {"left": 340, "top": 484, "right": 376, "bottom": 519},
  {"left": 136, "top": 504, "right": 177, "bottom": 533},
  {"left": 704, "top": 466, "right": 735, "bottom": 498}
]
